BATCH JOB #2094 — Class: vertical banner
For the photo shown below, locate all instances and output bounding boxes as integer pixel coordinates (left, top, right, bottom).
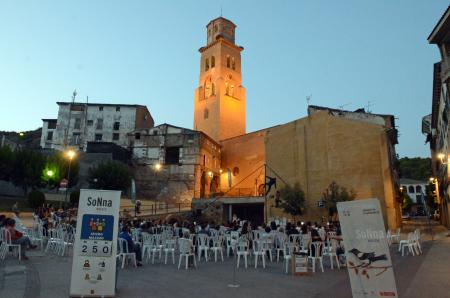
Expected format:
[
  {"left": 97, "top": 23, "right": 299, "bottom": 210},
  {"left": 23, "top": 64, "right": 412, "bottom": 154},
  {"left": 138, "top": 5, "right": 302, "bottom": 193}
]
[
  {"left": 337, "top": 199, "right": 398, "bottom": 298},
  {"left": 70, "top": 189, "right": 121, "bottom": 297}
]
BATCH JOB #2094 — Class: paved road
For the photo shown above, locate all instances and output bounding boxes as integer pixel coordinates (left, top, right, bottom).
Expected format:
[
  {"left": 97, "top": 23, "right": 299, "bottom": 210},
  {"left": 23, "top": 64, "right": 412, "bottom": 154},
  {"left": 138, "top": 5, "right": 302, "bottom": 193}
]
[{"left": 1, "top": 230, "right": 449, "bottom": 298}]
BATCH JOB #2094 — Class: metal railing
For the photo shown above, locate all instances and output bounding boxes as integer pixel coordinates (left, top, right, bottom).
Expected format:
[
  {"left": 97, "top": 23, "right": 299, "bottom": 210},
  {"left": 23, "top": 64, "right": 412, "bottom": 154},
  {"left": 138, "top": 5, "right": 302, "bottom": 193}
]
[{"left": 119, "top": 202, "right": 191, "bottom": 218}]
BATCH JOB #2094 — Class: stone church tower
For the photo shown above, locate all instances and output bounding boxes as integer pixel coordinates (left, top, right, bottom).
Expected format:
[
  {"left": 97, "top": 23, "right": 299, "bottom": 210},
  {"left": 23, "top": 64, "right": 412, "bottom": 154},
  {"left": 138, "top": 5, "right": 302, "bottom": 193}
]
[{"left": 194, "top": 17, "right": 246, "bottom": 141}]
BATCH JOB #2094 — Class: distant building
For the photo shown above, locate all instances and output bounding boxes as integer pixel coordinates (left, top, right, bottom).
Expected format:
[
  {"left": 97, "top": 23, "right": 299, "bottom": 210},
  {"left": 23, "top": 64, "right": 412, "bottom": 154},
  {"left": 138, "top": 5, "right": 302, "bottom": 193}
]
[
  {"left": 426, "top": 5, "right": 450, "bottom": 227},
  {"left": 40, "top": 102, "right": 154, "bottom": 151},
  {"left": 400, "top": 178, "right": 427, "bottom": 204},
  {"left": 128, "top": 123, "right": 221, "bottom": 202}
]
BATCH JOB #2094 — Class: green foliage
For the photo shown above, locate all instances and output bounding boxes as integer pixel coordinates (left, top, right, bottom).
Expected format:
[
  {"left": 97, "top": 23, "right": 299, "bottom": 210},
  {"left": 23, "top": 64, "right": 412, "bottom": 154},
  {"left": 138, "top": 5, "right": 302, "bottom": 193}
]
[
  {"left": 279, "top": 183, "right": 305, "bottom": 220},
  {"left": 70, "top": 190, "right": 80, "bottom": 207},
  {"left": 11, "top": 148, "right": 46, "bottom": 193},
  {"left": 324, "top": 181, "right": 356, "bottom": 217},
  {"left": 0, "top": 145, "right": 14, "bottom": 180},
  {"left": 399, "top": 157, "right": 432, "bottom": 180},
  {"left": 47, "top": 151, "right": 79, "bottom": 188},
  {"left": 27, "top": 190, "right": 46, "bottom": 208},
  {"left": 401, "top": 192, "right": 413, "bottom": 210},
  {"left": 89, "top": 161, "right": 131, "bottom": 191},
  {"left": 425, "top": 184, "right": 438, "bottom": 210}
]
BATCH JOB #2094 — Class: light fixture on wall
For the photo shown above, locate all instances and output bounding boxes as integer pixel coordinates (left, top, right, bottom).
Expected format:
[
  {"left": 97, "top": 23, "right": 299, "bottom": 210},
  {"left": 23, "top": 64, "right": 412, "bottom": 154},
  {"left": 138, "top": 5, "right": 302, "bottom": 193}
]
[
  {"left": 208, "top": 171, "right": 213, "bottom": 178},
  {"left": 437, "top": 153, "right": 447, "bottom": 164}
]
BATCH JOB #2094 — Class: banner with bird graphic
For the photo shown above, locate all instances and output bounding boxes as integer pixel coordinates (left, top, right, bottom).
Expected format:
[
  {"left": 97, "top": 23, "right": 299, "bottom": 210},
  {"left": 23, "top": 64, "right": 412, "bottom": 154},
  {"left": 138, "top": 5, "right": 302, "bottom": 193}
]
[{"left": 337, "top": 198, "right": 398, "bottom": 298}]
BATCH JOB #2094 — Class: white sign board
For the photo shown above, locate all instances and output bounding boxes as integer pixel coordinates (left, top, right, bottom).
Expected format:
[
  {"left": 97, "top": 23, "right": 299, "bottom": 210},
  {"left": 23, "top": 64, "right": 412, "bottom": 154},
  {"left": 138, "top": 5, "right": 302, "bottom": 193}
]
[
  {"left": 337, "top": 198, "right": 398, "bottom": 298},
  {"left": 70, "top": 189, "right": 121, "bottom": 297}
]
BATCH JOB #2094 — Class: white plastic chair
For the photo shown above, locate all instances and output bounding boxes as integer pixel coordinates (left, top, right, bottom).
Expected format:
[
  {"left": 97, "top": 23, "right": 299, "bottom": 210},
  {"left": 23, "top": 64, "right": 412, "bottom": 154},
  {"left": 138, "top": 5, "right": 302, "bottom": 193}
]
[
  {"left": 210, "top": 236, "right": 224, "bottom": 262},
  {"left": 164, "top": 239, "right": 176, "bottom": 264},
  {"left": 197, "top": 234, "right": 210, "bottom": 261},
  {"left": 118, "top": 238, "right": 137, "bottom": 269},
  {"left": 276, "top": 233, "right": 287, "bottom": 262},
  {"left": 1, "top": 229, "right": 21, "bottom": 260},
  {"left": 178, "top": 238, "right": 197, "bottom": 270},
  {"left": 252, "top": 240, "right": 266, "bottom": 268},
  {"left": 283, "top": 243, "right": 296, "bottom": 274},
  {"left": 236, "top": 240, "right": 250, "bottom": 269},
  {"left": 308, "top": 242, "right": 324, "bottom": 272},
  {"left": 391, "top": 228, "right": 401, "bottom": 244},
  {"left": 322, "top": 239, "right": 340, "bottom": 269}
]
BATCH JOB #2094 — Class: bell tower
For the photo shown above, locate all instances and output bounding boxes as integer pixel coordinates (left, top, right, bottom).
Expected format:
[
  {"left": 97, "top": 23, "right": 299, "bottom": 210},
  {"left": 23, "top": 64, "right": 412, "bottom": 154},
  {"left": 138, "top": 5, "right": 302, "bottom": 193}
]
[{"left": 194, "top": 17, "right": 246, "bottom": 141}]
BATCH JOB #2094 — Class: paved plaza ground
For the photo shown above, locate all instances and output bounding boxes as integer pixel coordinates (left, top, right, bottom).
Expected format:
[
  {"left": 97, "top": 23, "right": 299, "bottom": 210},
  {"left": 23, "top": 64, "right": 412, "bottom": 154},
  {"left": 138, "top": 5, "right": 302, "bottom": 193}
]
[{"left": 1, "top": 225, "right": 449, "bottom": 298}]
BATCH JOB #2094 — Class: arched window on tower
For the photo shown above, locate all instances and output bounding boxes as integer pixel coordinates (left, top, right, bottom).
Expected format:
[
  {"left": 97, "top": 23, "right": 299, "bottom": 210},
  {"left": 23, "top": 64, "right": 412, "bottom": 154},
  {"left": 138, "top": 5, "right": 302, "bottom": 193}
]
[
  {"left": 226, "top": 55, "right": 230, "bottom": 68},
  {"left": 211, "top": 83, "right": 215, "bottom": 96},
  {"left": 230, "top": 84, "right": 235, "bottom": 97},
  {"left": 205, "top": 58, "right": 209, "bottom": 71},
  {"left": 204, "top": 108, "right": 209, "bottom": 119},
  {"left": 204, "top": 79, "right": 212, "bottom": 98},
  {"left": 231, "top": 57, "right": 235, "bottom": 70},
  {"left": 211, "top": 56, "right": 215, "bottom": 68}
]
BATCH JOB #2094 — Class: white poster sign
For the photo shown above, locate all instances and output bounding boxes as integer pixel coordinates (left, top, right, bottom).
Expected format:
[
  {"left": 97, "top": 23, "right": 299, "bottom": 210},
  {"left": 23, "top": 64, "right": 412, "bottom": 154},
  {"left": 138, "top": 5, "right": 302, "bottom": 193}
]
[
  {"left": 337, "top": 198, "right": 398, "bottom": 298},
  {"left": 70, "top": 189, "right": 121, "bottom": 297}
]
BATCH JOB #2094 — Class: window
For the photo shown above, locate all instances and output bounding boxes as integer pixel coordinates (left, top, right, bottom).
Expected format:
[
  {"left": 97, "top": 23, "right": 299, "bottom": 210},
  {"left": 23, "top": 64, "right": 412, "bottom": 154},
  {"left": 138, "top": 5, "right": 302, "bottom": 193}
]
[
  {"left": 96, "top": 119, "right": 103, "bottom": 129},
  {"left": 95, "top": 134, "right": 103, "bottom": 141},
  {"left": 229, "top": 84, "right": 235, "bottom": 97},
  {"left": 71, "top": 133, "right": 80, "bottom": 145},
  {"left": 116, "top": 106, "right": 120, "bottom": 112},
  {"left": 226, "top": 55, "right": 230, "bottom": 68},
  {"left": 135, "top": 133, "right": 141, "bottom": 140},
  {"left": 112, "top": 133, "right": 119, "bottom": 140},
  {"left": 225, "top": 82, "right": 229, "bottom": 95},
  {"left": 153, "top": 130, "right": 158, "bottom": 136},
  {"left": 74, "top": 118, "right": 81, "bottom": 130},
  {"left": 46, "top": 131, "right": 53, "bottom": 141},
  {"left": 214, "top": 24, "right": 218, "bottom": 32},
  {"left": 99, "top": 106, "right": 103, "bottom": 111},
  {"left": 231, "top": 57, "right": 235, "bottom": 70},
  {"left": 408, "top": 186, "right": 415, "bottom": 193},
  {"left": 205, "top": 58, "right": 209, "bottom": 71},
  {"left": 211, "top": 56, "right": 215, "bottom": 68},
  {"left": 416, "top": 185, "right": 422, "bottom": 193},
  {"left": 113, "top": 122, "right": 120, "bottom": 130},
  {"left": 204, "top": 108, "right": 209, "bottom": 119},
  {"left": 48, "top": 121, "right": 56, "bottom": 129},
  {"left": 211, "top": 83, "right": 215, "bottom": 95},
  {"left": 165, "top": 147, "right": 180, "bottom": 165},
  {"left": 87, "top": 120, "right": 93, "bottom": 126}
]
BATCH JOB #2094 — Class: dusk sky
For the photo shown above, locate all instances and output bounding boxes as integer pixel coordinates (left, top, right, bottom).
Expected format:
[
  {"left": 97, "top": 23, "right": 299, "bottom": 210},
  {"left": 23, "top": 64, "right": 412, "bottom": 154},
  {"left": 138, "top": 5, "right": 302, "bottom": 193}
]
[{"left": 0, "top": 0, "right": 448, "bottom": 157}]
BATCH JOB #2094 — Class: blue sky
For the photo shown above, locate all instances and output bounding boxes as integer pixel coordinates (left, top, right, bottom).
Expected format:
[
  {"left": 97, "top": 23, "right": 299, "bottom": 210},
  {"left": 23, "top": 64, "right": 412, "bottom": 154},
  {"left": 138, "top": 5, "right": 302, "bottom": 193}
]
[{"left": 0, "top": 0, "right": 448, "bottom": 157}]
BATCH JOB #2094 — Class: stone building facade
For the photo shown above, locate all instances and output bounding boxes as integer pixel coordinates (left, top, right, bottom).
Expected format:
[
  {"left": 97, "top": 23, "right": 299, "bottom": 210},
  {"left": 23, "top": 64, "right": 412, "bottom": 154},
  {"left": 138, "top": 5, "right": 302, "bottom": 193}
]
[
  {"left": 129, "top": 124, "right": 221, "bottom": 203},
  {"left": 40, "top": 102, "right": 154, "bottom": 151},
  {"left": 425, "top": 5, "right": 450, "bottom": 227}
]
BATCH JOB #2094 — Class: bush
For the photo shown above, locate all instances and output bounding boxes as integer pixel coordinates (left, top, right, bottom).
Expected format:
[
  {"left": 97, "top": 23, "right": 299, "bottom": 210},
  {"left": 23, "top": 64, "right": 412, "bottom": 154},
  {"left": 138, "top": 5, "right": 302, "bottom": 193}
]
[
  {"left": 28, "top": 190, "right": 46, "bottom": 209},
  {"left": 70, "top": 190, "right": 80, "bottom": 207}
]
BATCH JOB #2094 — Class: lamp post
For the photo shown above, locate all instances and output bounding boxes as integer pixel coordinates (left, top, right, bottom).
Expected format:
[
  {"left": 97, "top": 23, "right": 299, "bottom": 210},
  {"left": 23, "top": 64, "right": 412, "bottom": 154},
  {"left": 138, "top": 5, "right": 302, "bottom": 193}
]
[{"left": 64, "top": 149, "right": 76, "bottom": 208}]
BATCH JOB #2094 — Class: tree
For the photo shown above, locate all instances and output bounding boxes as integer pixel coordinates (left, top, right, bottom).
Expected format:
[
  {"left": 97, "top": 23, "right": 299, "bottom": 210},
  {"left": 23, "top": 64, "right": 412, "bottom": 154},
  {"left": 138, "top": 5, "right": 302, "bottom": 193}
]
[
  {"left": 0, "top": 145, "right": 14, "bottom": 181},
  {"left": 401, "top": 192, "right": 413, "bottom": 211},
  {"left": 89, "top": 161, "right": 131, "bottom": 192},
  {"left": 44, "top": 151, "right": 79, "bottom": 188},
  {"left": 399, "top": 157, "right": 432, "bottom": 181},
  {"left": 10, "top": 148, "right": 45, "bottom": 195},
  {"left": 279, "top": 183, "right": 305, "bottom": 222},
  {"left": 324, "top": 181, "right": 356, "bottom": 220}
]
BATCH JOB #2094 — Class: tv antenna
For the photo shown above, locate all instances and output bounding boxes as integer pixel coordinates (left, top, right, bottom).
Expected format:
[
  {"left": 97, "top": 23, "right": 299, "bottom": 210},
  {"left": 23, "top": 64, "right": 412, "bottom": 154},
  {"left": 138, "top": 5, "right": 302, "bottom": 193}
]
[
  {"left": 366, "top": 101, "right": 374, "bottom": 113},
  {"left": 72, "top": 89, "right": 77, "bottom": 103},
  {"left": 306, "top": 94, "right": 312, "bottom": 106},
  {"left": 338, "top": 102, "right": 351, "bottom": 111}
]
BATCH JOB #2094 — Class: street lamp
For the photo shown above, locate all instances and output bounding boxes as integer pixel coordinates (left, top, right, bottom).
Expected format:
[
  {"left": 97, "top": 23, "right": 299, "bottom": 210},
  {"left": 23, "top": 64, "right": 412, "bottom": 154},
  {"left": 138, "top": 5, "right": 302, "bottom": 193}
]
[
  {"left": 437, "top": 153, "right": 447, "bottom": 165},
  {"left": 64, "top": 149, "right": 76, "bottom": 208},
  {"left": 46, "top": 170, "right": 54, "bottom": 178},
  {"left": 154, "top": 163, "right": 162, "bottom": 171}
]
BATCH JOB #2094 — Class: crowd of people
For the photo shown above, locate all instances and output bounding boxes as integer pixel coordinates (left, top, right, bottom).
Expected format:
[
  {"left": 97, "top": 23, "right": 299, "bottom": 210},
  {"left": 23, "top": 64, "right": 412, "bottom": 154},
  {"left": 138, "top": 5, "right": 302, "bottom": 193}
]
[{"left": 0, "top": 214, "right": 38, "bottom": 259}]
